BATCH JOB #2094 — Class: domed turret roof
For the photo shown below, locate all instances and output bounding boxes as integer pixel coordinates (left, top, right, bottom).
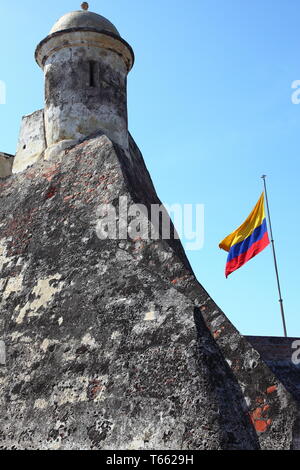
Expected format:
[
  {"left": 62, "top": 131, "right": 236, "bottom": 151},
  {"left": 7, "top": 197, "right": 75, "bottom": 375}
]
[{"left": 49, "top": 10, "right": 120, "bottom": 36}]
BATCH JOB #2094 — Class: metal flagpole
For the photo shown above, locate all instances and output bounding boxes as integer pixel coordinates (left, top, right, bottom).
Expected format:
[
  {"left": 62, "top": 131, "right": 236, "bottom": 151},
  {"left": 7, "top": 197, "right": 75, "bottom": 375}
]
[{"left": 261, "top": 175, "right": 288, "bottom": 337}]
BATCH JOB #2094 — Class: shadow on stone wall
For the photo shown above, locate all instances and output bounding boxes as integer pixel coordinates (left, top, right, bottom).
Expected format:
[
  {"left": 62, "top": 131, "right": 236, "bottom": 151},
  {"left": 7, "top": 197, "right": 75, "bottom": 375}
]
[{"left": 194, "top": 307, "right": 260, "bottom": 450}]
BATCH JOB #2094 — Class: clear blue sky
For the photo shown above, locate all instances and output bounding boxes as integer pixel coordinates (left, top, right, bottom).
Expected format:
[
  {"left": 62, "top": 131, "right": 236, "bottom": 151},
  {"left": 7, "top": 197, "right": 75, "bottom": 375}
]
[{"left": 1, "top": 0, "right": 299, "bottom": 337}]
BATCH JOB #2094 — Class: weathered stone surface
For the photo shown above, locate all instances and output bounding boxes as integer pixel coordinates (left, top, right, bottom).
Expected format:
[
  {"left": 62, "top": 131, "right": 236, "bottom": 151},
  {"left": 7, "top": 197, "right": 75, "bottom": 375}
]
[
  {"left": 246, "top": 336, "right": 300, "bottom": 403},
  {"left": 0, "top": 133, "right": 298, "bottom": 449},
  {"left": 245, "top": 336, "right": 300, "bottom": 449},
  {"left": 0, "top": 153, "right": 14, "bottom": 178},
  {"left": 13, "top": 110, "right": 46, "bottom": 174}
]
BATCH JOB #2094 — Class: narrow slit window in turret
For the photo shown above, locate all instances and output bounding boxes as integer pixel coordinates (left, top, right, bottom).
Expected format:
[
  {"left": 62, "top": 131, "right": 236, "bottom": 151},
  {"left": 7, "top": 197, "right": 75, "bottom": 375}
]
[{"left": 89, "top": 61, "right": 97, "bottom": 87}]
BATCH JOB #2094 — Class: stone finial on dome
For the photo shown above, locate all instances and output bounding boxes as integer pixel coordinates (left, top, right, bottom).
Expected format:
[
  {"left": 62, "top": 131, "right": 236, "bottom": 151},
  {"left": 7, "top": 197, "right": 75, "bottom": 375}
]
[{"left": 81, "top": 2, "right": 89, "bottom": 10}]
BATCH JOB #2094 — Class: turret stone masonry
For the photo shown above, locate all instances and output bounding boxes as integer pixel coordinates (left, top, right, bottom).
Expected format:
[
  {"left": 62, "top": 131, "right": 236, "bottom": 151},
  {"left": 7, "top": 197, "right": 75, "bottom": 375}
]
[
  {"left": 12, "top": 7, "right": 133, "bottom": 173},
  {"left": 0, "top": 6, "right": 300, "bottom": 450},
  {"left": 0, "top": 153, "right": 14, "bottom": 178}
]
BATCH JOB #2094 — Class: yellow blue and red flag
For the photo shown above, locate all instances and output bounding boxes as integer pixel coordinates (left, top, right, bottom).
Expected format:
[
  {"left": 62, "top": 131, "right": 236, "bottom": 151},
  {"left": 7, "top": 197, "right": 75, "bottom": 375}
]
[{"left": 219, "top": 193, "right": 270, "bottom": 278}]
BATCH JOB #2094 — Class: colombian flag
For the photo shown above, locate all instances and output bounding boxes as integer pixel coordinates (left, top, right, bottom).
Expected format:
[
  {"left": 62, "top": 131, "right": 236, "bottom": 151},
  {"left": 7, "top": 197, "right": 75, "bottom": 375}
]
[{"left": 219, "top": 193, "right": 270, "bottom": 278}]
